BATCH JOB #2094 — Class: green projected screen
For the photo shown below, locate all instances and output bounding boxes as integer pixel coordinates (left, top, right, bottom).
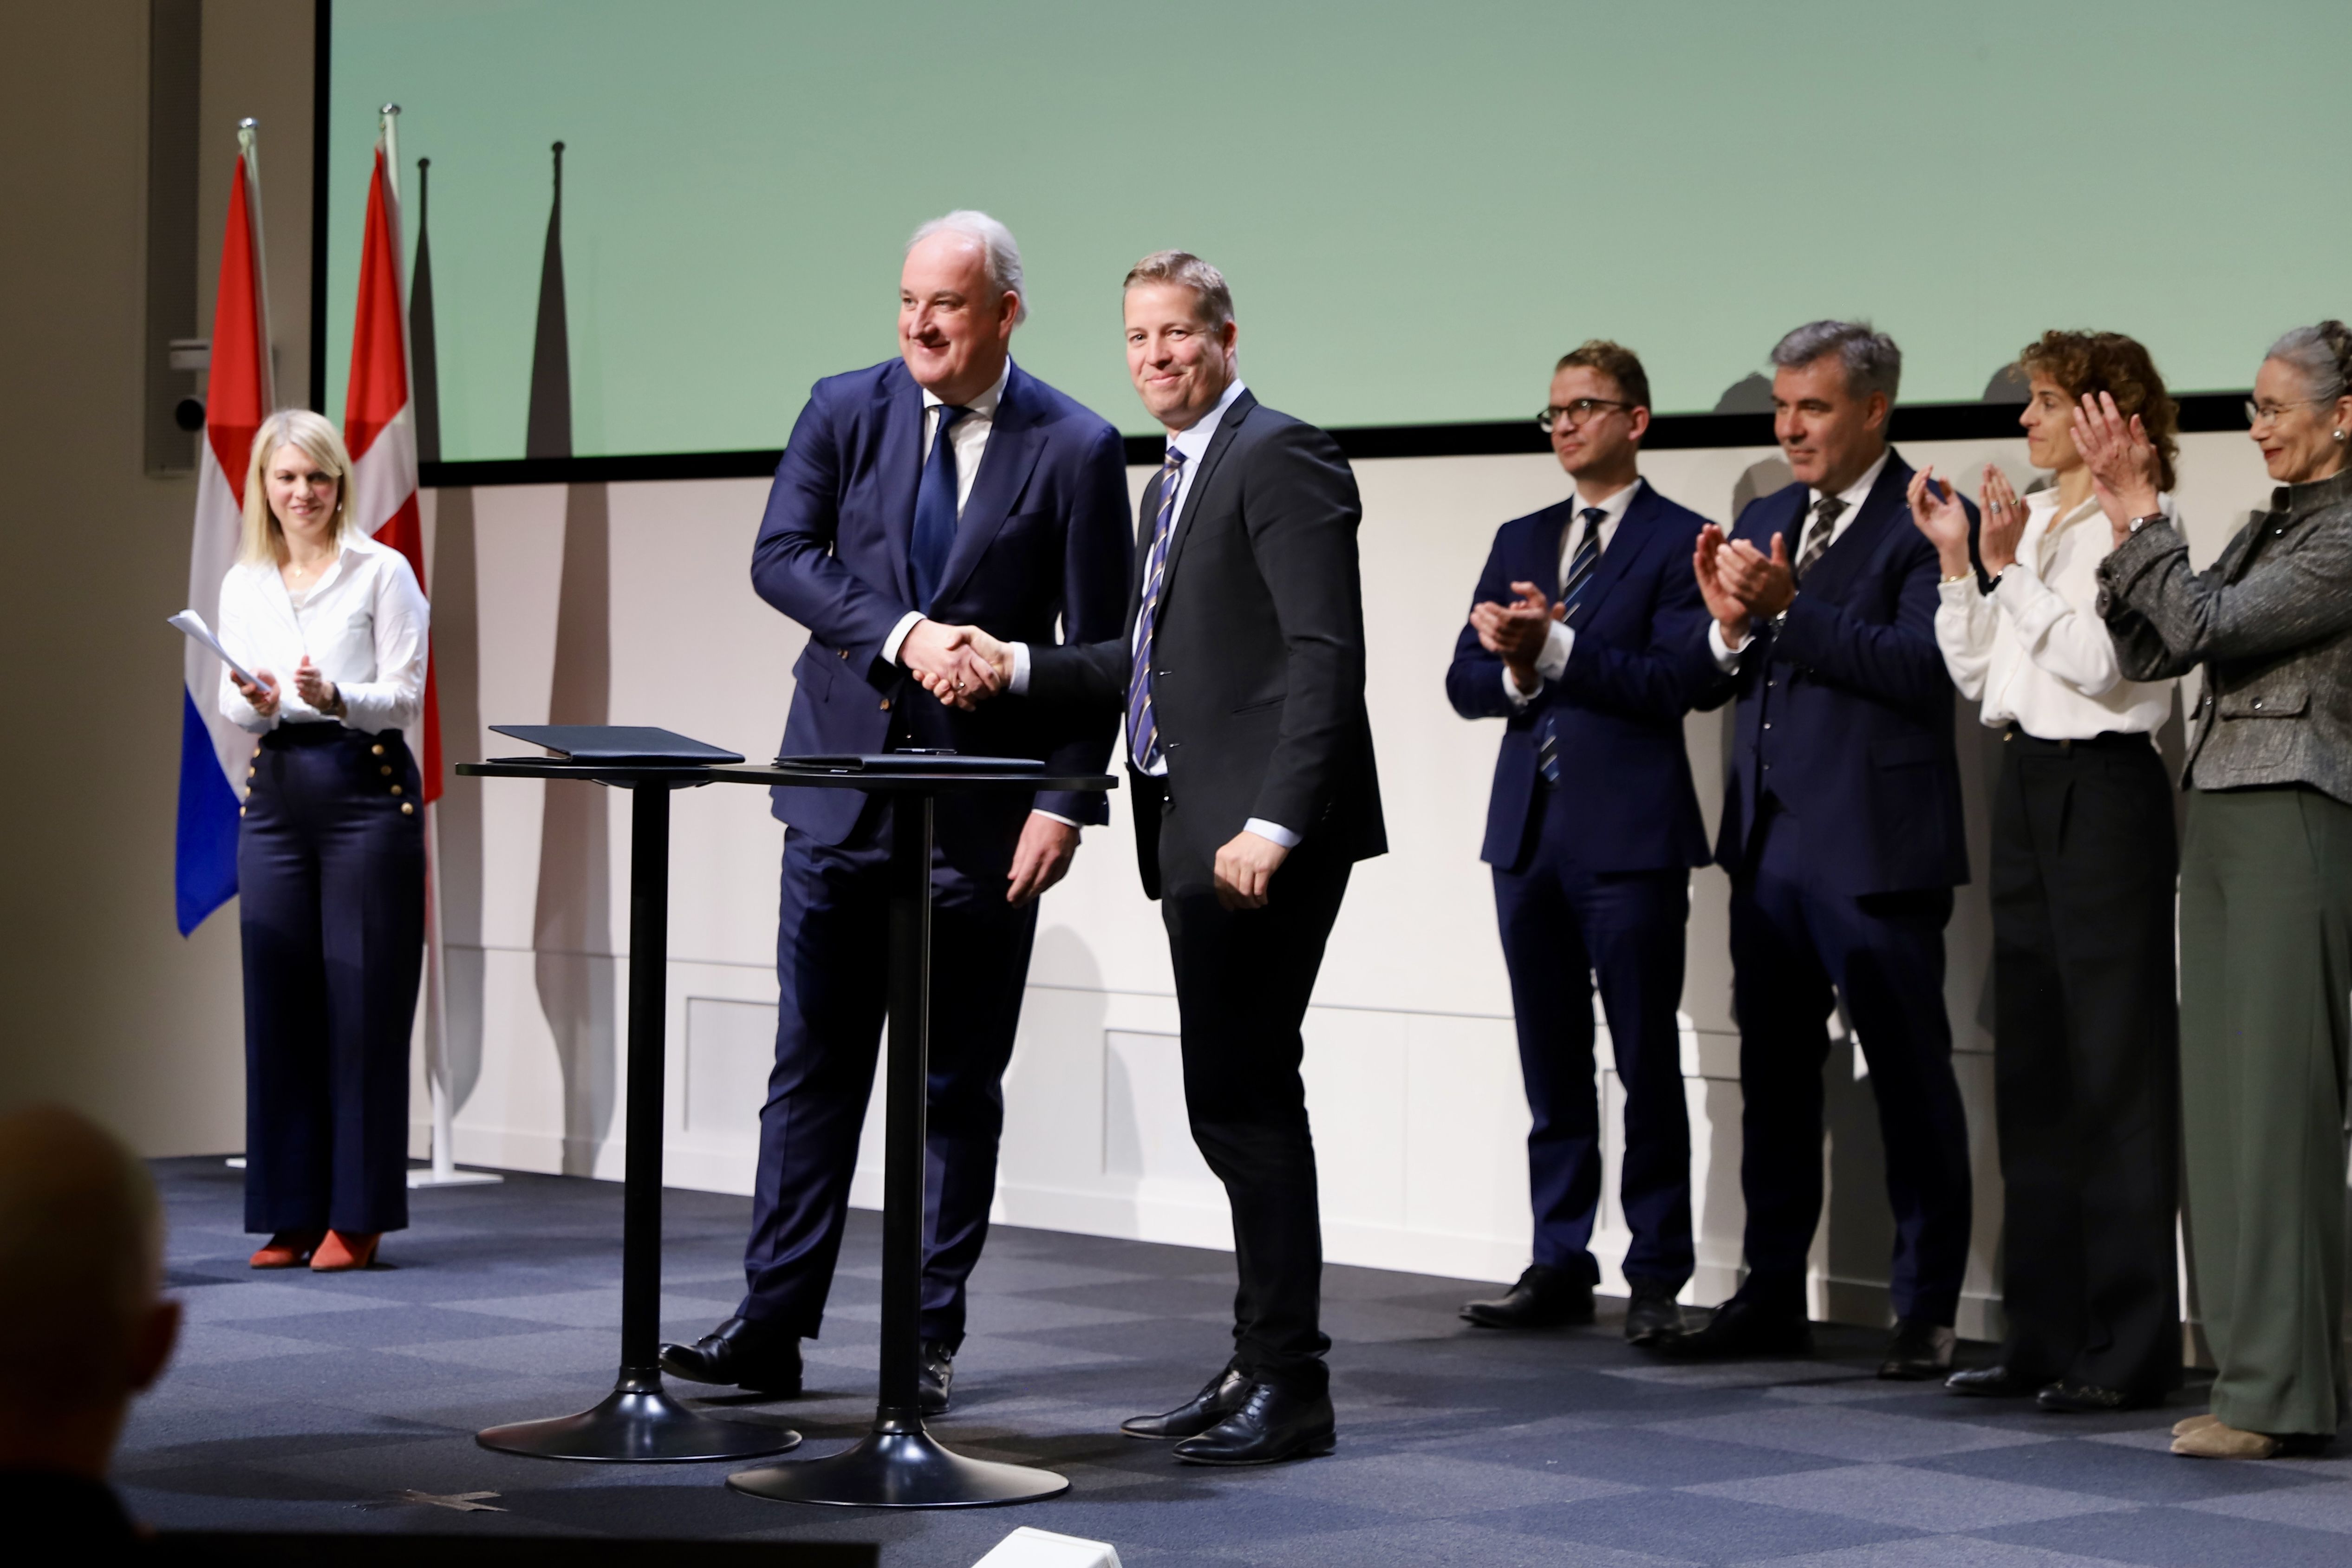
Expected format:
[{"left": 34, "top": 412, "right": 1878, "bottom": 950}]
[{"left": 326, "top": 0, "right": 2346, "bottom": 461}]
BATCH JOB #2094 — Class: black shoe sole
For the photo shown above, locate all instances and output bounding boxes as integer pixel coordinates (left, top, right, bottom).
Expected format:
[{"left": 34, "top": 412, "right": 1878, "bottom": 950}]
[
  {"left": 658, "top": 1352, "right": 801, "bottom": 1397},
  {"left": 1173, "top": 1430, "right": 1336, "bottom": 1466}
]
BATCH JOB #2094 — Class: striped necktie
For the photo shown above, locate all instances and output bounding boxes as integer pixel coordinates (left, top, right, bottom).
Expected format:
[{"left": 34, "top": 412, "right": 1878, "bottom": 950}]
[
  {"left": 1536, "top": 506, "right": 1608, "bottom": 787},
  {"left": 1794, "top": 494, "right": 1846, "bottom": 584},
  {"left": 1126, "top": 446, "right": 1187, "bottom": 772}
]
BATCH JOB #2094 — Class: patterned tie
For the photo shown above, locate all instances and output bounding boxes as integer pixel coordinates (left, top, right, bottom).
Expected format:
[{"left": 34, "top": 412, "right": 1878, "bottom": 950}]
[
  {"left": 1536, "top": 507, "right": 1608, "bottom": 787},
  {"left": 1793, "top": 494, "right": 1846, "bottom": 585},
  {"left": 1126, "top": 445, "right": 1187, "bottom": 772},
  {"left": 910, "top": 403, "right": 969, "bottom": 612}
]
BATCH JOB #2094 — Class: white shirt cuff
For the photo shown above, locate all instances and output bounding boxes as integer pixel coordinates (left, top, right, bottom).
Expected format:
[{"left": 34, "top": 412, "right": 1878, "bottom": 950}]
[
  {"left": 1244, "top": 818, "right": 1301, "bottom": 849},
  {"left": 1707, "top": 619, "right": 1750, "bottom": 670},
  {"left": 1031, "top": 809, "right": 1079, "bottom": 829},
  {"left": 1535, "top": 620, "right": 1572, "bottom": 682},
  {"left": 1008, "top": 640, "right": 1032, "bottom": 695},
  {"left": 1503, "top": 665, "right": 1540, "bottom": 707},
  {"left": 882, "top": 611, "right": 925, "bottom": 667}
]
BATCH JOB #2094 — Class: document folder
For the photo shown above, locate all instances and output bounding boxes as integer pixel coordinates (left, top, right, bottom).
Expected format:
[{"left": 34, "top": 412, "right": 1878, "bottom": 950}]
[{"left": 489, "top": 725, "right": 745, "bottom": 764}]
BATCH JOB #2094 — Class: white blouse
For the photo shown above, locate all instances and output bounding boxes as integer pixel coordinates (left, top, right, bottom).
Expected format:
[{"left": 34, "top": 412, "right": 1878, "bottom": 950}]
[
  {"left": 1934, "top": 488, "right": 2172, "bottom": 739},
  {"left": 216, "top": 532, "right": 429, "bottom": 736}
]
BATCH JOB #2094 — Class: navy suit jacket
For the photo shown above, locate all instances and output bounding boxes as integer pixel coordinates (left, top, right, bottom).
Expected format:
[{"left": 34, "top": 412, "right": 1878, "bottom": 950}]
[
  {"left": 749, "top": 358, "right": 1131, "bottom": 880},
  {"left": 1680, "top": 449, "right": 1971, "bottom": 897},
  {"left": 1446, "top": 480, "right": 1714, "bottom": 873}
]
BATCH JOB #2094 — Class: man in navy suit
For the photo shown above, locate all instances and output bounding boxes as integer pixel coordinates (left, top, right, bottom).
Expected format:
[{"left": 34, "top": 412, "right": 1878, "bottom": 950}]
[
  {"left": 1665, "top": 321, "right": 1974, "bottom": 1379},
  {"left": 660, "top": 212, "right": 1131, "bottom": 1412},
  {"left": 1445, "top": 341, "right": 1712, "bottom": 1345}
]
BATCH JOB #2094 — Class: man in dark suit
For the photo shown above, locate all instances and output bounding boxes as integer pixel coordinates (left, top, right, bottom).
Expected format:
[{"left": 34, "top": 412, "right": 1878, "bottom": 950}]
[
  {"left": 1446, "top": 340, "right": 1712, "bottom": 1345},
  {"left": 924, "top": 251, "right": 1384, "bottom": 1465},
  {"left": 661, "top": 212, "right": 1131, "bottom": 1413},
  {"left": 1666, "top": 320, "right": 1975, "bottom": 1379}
]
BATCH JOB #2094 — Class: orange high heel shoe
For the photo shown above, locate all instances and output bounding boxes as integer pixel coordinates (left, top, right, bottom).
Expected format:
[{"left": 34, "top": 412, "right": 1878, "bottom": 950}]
[
  {"left": 250, "top": 1229, "right": 326, "bottom": 1269},
  {"left": 310, "top": 1230, "right": 381, "bottom": 1272}
]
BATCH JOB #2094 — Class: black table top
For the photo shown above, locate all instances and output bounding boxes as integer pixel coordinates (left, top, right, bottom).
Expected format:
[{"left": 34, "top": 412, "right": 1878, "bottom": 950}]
[{"left": 458, "top": 758, "right": 1118, "bottom": 793}]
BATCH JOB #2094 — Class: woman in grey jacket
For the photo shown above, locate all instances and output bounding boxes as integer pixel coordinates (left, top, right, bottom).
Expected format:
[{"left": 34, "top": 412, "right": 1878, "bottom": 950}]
[{"left": 2087, "top": 320, "right": 2352, "bottom": 1460}]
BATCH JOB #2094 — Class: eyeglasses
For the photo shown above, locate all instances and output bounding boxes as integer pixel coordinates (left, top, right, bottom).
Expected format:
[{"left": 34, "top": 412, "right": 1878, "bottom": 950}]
[
  {"left": 1538, "top": 398, "right": 1634, "bottom": 432},
  {"left": 2247, "top": 398, "right": 2318, "bottom": 426}
]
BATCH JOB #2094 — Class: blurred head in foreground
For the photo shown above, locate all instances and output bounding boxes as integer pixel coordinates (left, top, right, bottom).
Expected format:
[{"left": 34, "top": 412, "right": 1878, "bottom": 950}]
[{"left": 0, "top": 1105, "right": 180, "bottom": 1479}]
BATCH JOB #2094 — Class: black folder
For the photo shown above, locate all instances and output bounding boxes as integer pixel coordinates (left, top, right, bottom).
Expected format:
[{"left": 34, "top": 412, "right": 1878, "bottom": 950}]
[{"left": 490, "top": 724, "right": 746, "bottom": 764}]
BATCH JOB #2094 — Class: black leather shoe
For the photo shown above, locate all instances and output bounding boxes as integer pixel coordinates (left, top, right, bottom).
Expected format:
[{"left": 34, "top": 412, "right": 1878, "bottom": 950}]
[
  {"left": 1653, "top": 1296, "right": 1811, "bottom": 1359},
  {"left": 2037, "top": 1378, "right": 2153, "bottom": 1413},
  {"left": 1121, "top": 1363, "right": 1251, "bottom": 1440},
  {"left": 919, "top": 1339, "right": 954, "bottom": 1416},
  {"left": 1878, "top": 1318, "right": 1957, "bottom": 1381},
  {"left": 1623, "top": 1280, "right": 1687, "bottom": 1346},
  {"left": 1172, "top": 1380, "right": 1336, "bottom": 1466},
  {"left": 1945, "top": 1364, "right": 2036, "bottom": 1398},
  {"left": 1461, "top": 1264, "right": 1595, "bottom": 1329},
  {"left": 658, "top": 1316, "right": 802, "bottom": 1395}
]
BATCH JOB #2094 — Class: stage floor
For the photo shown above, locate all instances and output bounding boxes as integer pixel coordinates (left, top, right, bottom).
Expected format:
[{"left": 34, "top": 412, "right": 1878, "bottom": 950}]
[{"left": 124, "top": 1158, "right": 2351, "bottom": 1566}]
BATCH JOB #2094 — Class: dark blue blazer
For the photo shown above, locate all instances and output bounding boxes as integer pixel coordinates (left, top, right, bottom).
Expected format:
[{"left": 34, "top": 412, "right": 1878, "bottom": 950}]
[
  {"left": 1446, "top": 481, "right": 1714, "bottom": 872},
  {"left": 749, "top": 358, "right": 1132, "bottom": 878},
  {"left": 1680, "top": 449, "right": 1971, "bottom": 897}
]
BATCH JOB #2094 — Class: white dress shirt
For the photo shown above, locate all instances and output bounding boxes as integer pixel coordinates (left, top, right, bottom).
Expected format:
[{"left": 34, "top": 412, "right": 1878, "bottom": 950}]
[
  {"left": 216, "top": 531, "right": 429, "bottom": 739},
  {"left": 1006, "top": 378, "right": 1297, "bottom": 845},
  {"left": 1708, "top": 448, "right": 1891, "bottom": 668},
  {"left": 1502, "top": 477, "right": 1643, "bottom": 707},
  {"left": 880, "top": 358, "right": 1013, "bottom": 665},
  {"left": 1935, "top": 488, "right": 2173, "bottom": 737}
]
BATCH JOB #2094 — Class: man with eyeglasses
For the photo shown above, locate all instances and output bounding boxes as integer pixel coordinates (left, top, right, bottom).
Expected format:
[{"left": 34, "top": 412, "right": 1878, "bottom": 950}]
[{"left": 1444, "top": 340, "right": 1714, "bottom": 1344}]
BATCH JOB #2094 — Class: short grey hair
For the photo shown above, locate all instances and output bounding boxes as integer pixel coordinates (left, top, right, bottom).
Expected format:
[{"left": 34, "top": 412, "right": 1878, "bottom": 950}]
[
  {"left": 1771, "top": 319, "right": 1902, "bottom": 404},
  {"left": 1123, "top": 250, "right": 1235, "bottom": 330},
  {"left": 907, "top": 209, "right": 1027, "bottom": 325},
  {"left": 2266, "top": 319, "right": 2352, "bottom": 404}
]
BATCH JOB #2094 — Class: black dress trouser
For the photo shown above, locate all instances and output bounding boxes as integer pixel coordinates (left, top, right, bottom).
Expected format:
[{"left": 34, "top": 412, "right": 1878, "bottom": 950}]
[
  {"left": 1161, "top": 843, "right": 1351, "bottom": 1399},
  {"left": 1990, "top": 730, "right": 2181, "bottom": 1396},
  {"left": 238, "top": 722, "right": 424, "bottom": 1235}
]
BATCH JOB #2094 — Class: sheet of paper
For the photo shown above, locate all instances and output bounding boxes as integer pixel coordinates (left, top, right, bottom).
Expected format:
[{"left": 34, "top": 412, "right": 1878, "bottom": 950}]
[{"left": 168, "top": 610, "right": 262, "bottom": 689}]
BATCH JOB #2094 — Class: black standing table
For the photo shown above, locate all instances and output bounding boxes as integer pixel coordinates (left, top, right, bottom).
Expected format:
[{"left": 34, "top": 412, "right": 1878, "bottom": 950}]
[{"left": 460, "top": 751, "right": 1112, "bottom": 1506}]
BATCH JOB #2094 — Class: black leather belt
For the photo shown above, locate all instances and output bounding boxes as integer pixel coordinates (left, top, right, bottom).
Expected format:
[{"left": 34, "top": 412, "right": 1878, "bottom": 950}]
[{"left": 2004, "top": 724, "right": 2151, "bottom": 753}]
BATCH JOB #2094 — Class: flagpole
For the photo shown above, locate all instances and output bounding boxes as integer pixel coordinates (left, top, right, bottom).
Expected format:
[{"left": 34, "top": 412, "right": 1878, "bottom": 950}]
[
  {"left": 238, "top": 118, "right": 277, "bottom": 414},
  {"left": 377, "top": 102, "right": 494, "bottom": 1191}
]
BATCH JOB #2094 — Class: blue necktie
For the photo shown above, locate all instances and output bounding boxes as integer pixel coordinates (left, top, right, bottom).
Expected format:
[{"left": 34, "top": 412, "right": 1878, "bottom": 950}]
[
  {"left": 1126, "top": 446, "right": 1187, "bottom": 772},
  {"left": 1537, "top": 507, "right": 1608, "bottom": 786},
  {"left": 910, "top": 403, "right": 968, "bottom": 612}
]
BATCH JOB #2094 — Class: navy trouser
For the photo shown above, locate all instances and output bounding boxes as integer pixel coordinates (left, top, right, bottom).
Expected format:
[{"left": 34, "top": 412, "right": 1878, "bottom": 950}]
[
  {"left": 237, "top": 723, "right": 423, "bottom": 1235},
  {"left": 1728, "top": 801, "right": 1971, "bottom": 1325},
  {"left": 741, "top": 812, "right": 1037, "bottom": 1347},
  {"left": 1493, "top": 787, "right": 1694, "bottom": 1291}
]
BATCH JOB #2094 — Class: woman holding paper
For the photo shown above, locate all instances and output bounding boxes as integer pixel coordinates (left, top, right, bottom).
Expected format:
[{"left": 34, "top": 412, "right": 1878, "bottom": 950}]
[{"left": 216, "top": 408, "right": 428, "bottom": 1273}]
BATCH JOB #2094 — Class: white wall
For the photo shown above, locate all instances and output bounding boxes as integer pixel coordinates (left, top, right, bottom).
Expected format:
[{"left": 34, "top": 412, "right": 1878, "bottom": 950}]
[{"left": 424, "top": 427, "right": 2273, "bottom": 1334}]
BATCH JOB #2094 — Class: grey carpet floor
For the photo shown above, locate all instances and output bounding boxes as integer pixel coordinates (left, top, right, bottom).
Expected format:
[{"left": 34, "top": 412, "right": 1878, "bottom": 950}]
[{"left": 123, "top": 1158, "right": 2352, "bottom": 1566}]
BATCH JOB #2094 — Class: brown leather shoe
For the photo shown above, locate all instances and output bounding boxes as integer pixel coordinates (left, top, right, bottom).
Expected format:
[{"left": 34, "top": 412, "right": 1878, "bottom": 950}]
[
  {"left": 2172, "top": 1412, "right": 2222, "bottom": 1438},
  {"left": 250, "top": 1229, "right": 326, "bottom": 1269},
  {"left": 2171, "top": 1420, "right": 2279, "bottom": 1460},
  {"left": 310, "top": 1230, "right": 381, "bottom": 1271}
]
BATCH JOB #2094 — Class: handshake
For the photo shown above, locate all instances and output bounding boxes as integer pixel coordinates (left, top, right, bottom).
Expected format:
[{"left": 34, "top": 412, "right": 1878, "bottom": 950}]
[{"left": 901, "top": 618, "right": 1017, "bottom": 712}]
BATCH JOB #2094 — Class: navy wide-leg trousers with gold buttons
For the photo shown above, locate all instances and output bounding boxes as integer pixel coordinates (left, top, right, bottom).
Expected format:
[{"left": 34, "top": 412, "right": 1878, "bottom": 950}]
[{"left": 237, "top": 722, "right": 424, "bottom": 1236}]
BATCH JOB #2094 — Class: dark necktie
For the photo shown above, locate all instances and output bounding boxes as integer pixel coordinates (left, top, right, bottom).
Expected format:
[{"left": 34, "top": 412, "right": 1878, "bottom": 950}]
[
  {"left": 910, "top": 403, "right": 969, "bottom": 612},
  {"left": 1793, "top": 494, "right": 1846, "bottom": 584},
  {"left": 1126, "top": 446, "right": 1187, "bottom": 771},
  {"left": 1536, "top": 507, "right": 1609, "bottom": 786}
]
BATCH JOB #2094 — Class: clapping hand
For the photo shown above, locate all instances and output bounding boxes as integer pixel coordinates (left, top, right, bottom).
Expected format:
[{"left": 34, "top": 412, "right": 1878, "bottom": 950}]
[
  {"left": 1693, "top": 525, "right": 1752, "bottom": 643},
  {"left": 235, "top": 667, "right": 281, "bottom": 718},
  {"left": 1906, "top": 467, "right": 1977, "bottom": 579},
  {"left": 908, "top": 623, "right": 1013, "bottom": 711},
  {"left": 293, "top": 656, "right": 340, "bottom": 716},
  {"left": 1469, "top": 581, "right": 1562, "bottom": 692},
  {"left": 1977, "top": 466, "right": 2027, "bottom": 575},
  {"left": 2071, "top": 391, "right": 2163, "bottom": 544},
  {"left": 904, "top": 619, "right": 1010, "bottom": 710},
  {"left": 1718, "top": 533, "right": 1796, "bottom": 618}
]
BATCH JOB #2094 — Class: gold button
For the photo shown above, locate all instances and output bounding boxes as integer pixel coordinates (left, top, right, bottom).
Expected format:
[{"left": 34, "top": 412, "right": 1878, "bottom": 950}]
[
  {"left": 838, "top": 648, "right": 849, "bottom": 660},
  {"left": 880, "top": 698, "right": 891, "bottom": 710},
  {"left": 400, "top": 802, "right": 414, "bottom": 815},
  {"left": 391, "top": 784, "right": 404, "bottom": 795},
  {"left": 380, "top": 765, "right": 391, "bottom": 776},
  {"left": 239, "top": 806, "right": 247, "bottom": 817},
  {"left": 371, "top": 743, "right": 385, "bottom": 755}
]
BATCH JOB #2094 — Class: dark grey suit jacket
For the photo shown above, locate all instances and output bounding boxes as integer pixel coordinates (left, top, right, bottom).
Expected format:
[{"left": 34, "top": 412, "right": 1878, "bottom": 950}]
[
  {"left": 2098, "top": 466, "right": 2352, "bottom": 803},
  {"left": 1027, "top": 390, "right": 1387, "bottom": 898}
]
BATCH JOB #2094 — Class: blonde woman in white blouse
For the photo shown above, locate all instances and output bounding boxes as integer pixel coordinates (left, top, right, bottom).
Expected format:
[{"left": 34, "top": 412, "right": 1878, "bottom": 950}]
[
  {"left": 1907, "top": 332, "right": 2183, "bottom": 1414},
  {"left": 217, "top": 409, "right": 428, "bottom": 1275}
]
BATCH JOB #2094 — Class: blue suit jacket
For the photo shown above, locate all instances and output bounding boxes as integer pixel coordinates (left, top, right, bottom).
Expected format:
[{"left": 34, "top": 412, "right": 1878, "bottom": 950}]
[
  {"left": 1446, "top": 481, "right": 1714, "bottom": 872},
  {"left": 749, "top": 358, "right": 1131, "bottom": 878},
  {"left": 1681, "top": 449, "right": 1971, "bottom": 896}
]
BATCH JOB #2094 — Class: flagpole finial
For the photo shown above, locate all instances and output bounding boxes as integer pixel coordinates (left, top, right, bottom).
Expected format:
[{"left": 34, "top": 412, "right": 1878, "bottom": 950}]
[
  {"left": 551, "top": 142, "right": 564, "bottom": 199},
  {"left": 238, "top": 116, "right": 257, "bottom": 130},
  {"left": 381, "top": 102, "right": 401, "bottom": 117}
]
